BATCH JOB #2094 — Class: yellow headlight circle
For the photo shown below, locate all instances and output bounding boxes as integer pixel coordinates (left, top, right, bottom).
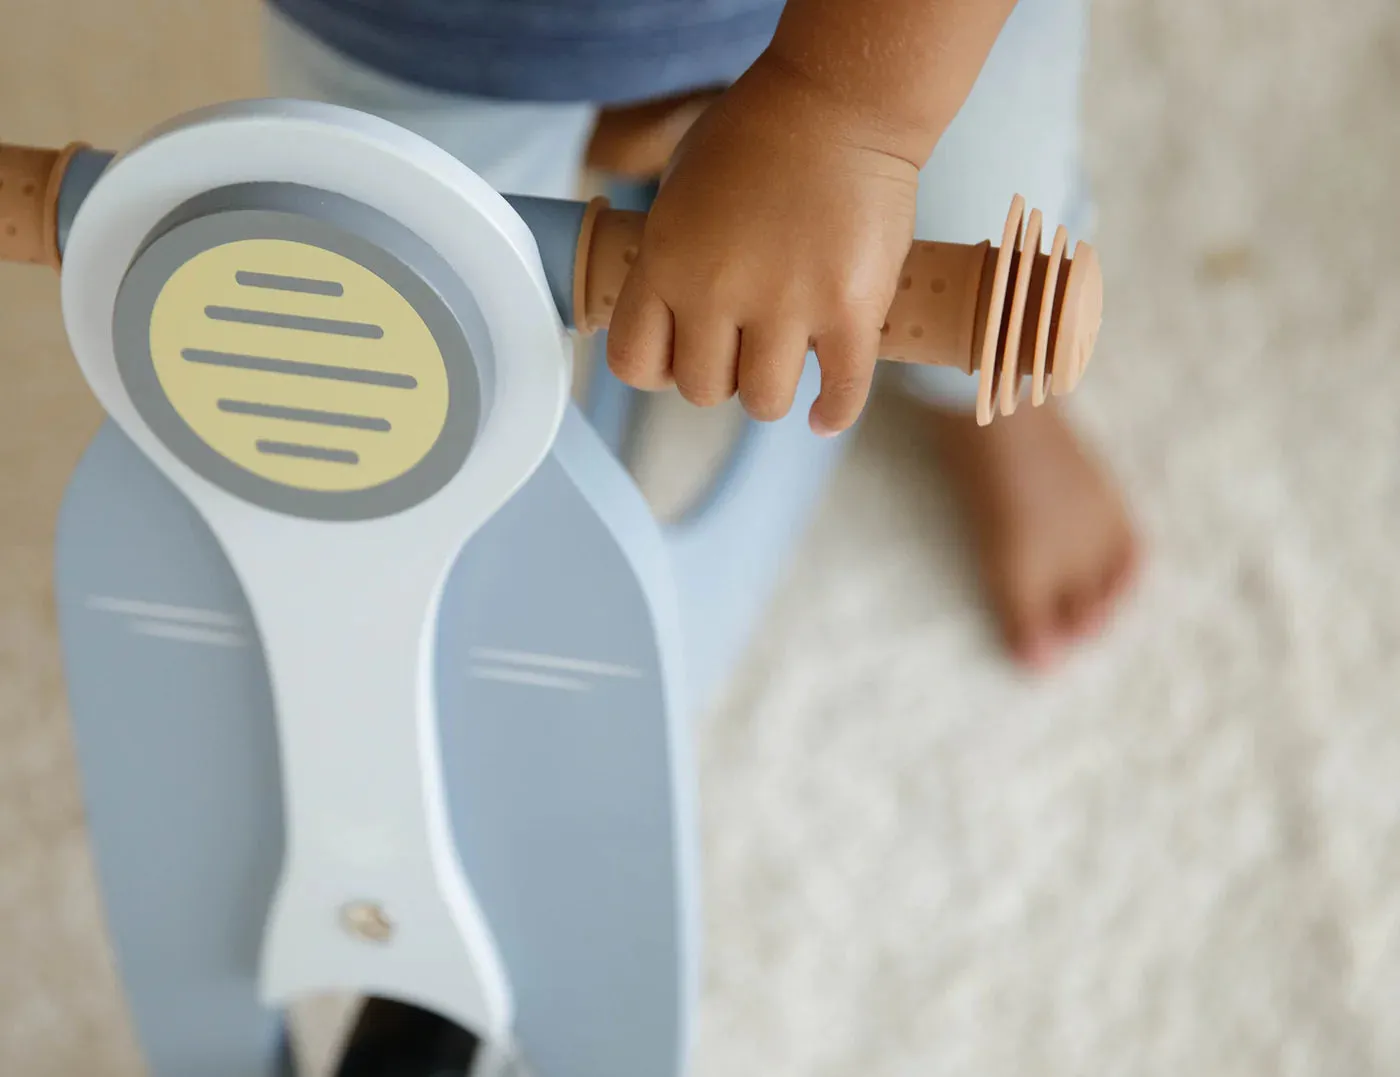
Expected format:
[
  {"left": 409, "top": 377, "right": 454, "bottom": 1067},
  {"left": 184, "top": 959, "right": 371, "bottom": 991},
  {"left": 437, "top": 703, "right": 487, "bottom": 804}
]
[{"left": 148, "top": 237, "right": 450, "bottom": 494}]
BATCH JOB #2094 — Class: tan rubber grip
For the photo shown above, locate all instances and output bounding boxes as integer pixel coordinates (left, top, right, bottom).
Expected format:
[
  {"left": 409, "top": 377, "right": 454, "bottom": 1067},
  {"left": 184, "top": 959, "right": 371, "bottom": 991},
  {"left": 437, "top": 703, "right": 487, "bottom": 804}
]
[
  {"left": 574, "top": 203, "right": 645, "bottom": 335},
  {"left": 573, "top": 194, "right": 1104, "bottom": 425},
  {"left": 0, "top": 141, "right": 84, "bottom": 269}
]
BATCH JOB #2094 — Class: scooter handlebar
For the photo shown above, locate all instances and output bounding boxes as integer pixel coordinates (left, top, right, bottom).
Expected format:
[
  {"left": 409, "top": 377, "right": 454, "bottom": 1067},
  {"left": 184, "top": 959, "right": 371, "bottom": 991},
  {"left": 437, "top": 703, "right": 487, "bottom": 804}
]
[
  {"left": 0, "top": 141, "right": 86, "bottom": 269},
  {"left": 0, "top": 139, "right": 1101, "bottom": 422}
]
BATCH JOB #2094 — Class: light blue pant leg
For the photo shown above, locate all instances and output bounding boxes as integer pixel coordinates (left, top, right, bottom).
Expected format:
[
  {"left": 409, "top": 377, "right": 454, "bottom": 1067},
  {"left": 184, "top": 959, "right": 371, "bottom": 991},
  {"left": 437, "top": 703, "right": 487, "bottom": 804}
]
[
  {"left": 899, "top": 0, "right": 1093, "bottom": 410},
  {"left": 263, "top": 5, "right": 597, "bottom": 199}
]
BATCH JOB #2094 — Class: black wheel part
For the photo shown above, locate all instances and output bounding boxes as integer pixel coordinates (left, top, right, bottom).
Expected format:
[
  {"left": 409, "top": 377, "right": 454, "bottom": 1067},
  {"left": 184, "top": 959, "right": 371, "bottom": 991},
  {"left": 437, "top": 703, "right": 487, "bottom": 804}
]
[
  {"left": 331, "top": 996, "right": 481, "bottom": 1077},
  {"left": 276, "top": 1024, "right": 298, "bottom": 1077}
]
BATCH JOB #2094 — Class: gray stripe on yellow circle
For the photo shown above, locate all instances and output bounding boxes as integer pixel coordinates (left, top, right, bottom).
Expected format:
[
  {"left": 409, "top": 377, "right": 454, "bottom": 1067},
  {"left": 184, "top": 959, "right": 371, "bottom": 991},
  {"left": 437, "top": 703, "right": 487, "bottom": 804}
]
[
  {"left": 204, "top": 304, "right": 384, "bottom": 339},
  {"left": 183, "top": 347, "right": 418, "bottom": 389},
  {"left": 255, "top": 440, "right": 360, "bottom": 465},
  {"left": 235, "top": 269, "right": 344, "bottom": 296},
  {"left": 218, "top": 399, "right": 392, "bottom": 431}
]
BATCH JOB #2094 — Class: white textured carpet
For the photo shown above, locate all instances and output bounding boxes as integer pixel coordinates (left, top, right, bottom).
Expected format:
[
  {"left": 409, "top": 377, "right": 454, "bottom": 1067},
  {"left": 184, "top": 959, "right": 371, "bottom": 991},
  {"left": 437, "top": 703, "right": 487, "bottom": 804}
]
[{"left": 2, "top": 0, "right": 1399, "bottom": 1073}]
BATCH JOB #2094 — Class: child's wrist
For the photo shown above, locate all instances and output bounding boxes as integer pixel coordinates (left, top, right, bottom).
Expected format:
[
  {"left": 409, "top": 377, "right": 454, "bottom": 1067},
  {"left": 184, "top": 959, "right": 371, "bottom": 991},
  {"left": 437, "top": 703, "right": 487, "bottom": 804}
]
[{"left": 744, "top": 47, "right": 939, "bottom": 167}]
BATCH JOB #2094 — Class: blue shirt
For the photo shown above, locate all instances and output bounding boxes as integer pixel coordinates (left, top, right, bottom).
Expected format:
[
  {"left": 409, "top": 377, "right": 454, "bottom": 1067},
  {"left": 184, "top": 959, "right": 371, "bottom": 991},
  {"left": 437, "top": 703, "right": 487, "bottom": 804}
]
[{"left": 268, "top": 0, "right": 787, "bottom": 104}]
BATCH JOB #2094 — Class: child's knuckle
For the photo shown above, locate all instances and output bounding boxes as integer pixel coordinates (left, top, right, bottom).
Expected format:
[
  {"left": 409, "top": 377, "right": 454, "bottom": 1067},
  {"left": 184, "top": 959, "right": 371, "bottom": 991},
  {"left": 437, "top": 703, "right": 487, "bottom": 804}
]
[
  {"left": 741, "top": 389, "right": 791, "bottom": 422},
  {"left": 676, "top": 378, "right": 729, "bottom": 408}
]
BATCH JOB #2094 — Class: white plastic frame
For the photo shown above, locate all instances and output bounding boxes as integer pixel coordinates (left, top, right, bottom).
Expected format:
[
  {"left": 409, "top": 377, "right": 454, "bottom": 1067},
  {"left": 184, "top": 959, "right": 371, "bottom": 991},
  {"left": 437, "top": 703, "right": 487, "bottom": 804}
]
[{"left": 60, "top": 98, "right": 575, "bottom": 1041}]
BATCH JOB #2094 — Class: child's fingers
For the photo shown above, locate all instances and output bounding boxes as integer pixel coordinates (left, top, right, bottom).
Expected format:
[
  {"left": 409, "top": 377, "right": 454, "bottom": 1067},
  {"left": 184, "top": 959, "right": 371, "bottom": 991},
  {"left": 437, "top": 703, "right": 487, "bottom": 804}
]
[
  {"left": 607, "top": 268, "right": 675, "bottom": 391},
  {"left": 736, "top": 320, "right": 810, "bottom": 422},
  {"left": 808, "top": 322, "right": 879, "bottom": 437},
  {"left": 671, "top": 307, "right": 741, "bottom": 407}
]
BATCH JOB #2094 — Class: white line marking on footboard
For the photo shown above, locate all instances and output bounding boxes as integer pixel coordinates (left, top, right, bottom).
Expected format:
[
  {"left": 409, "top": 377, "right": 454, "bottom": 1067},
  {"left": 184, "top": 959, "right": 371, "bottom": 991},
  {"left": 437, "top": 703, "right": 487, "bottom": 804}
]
[{"left": 468, "top": 647, "right": 642, "bottom": 680}]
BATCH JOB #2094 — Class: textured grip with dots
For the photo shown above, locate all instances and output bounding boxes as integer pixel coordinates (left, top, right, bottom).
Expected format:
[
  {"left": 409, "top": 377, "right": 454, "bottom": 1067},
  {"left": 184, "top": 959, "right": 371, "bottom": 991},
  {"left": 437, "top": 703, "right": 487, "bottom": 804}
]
[
  {"left": 573, "top": 193, "right": 1104, "bottom": 426},
  {"left": 0, "top": 142, "right": 85, "bottom": 269},
  {"left": 573, "top": 200, "right": 646, "bottom": 335}
]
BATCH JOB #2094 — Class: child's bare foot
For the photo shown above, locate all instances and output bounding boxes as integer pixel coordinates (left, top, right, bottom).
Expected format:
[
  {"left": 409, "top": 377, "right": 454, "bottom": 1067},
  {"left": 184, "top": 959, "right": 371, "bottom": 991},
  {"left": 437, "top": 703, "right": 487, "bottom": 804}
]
[{"left": 926, "top": 401, "right": 1138, "bottom": 670}]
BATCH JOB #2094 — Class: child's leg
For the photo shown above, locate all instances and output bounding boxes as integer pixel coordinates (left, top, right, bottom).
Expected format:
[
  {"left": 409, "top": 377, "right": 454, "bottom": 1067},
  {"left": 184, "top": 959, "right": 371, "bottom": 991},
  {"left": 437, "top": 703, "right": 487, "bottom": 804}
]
[
  {"left": 262, "top": 5, "right": 596, "bottom": 199},
  {"left": 897, "top": 0, "right": 1137, "bottom": 668}
]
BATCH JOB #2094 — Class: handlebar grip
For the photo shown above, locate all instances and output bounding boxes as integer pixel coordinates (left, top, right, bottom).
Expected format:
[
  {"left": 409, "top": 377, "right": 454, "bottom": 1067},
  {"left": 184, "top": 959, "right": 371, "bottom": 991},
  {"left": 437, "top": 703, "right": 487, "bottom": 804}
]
[
  {"left": 572, "top": 194, "right": 1103, "bottom": 424},
  {"left": 0, "top": 141, "right": 85, "bottom": 269}
]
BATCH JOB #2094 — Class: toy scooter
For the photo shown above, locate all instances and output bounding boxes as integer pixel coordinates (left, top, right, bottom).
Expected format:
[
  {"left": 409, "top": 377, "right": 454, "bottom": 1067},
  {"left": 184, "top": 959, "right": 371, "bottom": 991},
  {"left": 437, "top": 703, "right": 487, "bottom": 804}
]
[{"left": 0, "top": 99, "right": 1101, "bottom": 1077}]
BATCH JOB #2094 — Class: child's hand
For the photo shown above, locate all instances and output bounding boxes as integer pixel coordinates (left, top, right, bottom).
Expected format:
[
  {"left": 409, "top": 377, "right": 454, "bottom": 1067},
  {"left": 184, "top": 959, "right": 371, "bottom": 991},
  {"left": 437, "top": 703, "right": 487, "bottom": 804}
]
[{"left": 605, "top": 57, "right": 921, "bottom": 437}]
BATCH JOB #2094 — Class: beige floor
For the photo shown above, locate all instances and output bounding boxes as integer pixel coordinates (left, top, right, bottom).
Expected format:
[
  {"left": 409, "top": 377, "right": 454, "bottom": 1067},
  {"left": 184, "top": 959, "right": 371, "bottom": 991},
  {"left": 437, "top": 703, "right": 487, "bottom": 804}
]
[{"left": 4, "top": 0, "right": 1400, "bottom": 1073}]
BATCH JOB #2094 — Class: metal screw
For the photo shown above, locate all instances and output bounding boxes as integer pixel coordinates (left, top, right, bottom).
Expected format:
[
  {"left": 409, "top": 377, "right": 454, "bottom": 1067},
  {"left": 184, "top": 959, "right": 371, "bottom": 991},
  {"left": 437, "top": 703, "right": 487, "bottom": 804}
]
[{"left": 340, "top": 901, "right": 395, "bottom": 943}]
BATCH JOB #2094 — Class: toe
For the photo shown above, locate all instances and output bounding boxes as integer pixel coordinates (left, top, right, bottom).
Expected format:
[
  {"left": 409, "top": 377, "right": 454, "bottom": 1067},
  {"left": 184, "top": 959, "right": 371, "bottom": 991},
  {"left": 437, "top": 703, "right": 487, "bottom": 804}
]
[
  {"left": 1095, "top": 537, "right": 1142, "bottom": 619},
  {"left": 1057, "top": 577, "right": 1115, "bottom": 645},
  {"left": 1011, "top": 623, "right": 1057, "bottom": 670},
  {"left": 1072, "top": 536, "right": 1142, "bottom": 642},
  {"left": 1054, "top": 587, "right": 1088, "bottom": 634},
  {"left": 1107, "top": 537, "right": 1142, "bottom": 598},
  {"left": 1074, "top": 595, "right": 1111, "bottom": 640},
  {"left": 1001, "top": 591, "right": 1060, "bottom": 671},
  {"left": 1020, "top": 634, "right": 1060, "bottom": 671}
]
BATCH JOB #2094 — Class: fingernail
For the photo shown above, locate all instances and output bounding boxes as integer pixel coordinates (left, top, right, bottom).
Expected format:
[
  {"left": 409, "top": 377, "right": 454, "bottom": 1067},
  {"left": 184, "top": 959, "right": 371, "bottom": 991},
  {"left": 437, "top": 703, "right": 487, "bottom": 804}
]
[{"left": 809, "top": 414, "right": 842, "bottom": 438}]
